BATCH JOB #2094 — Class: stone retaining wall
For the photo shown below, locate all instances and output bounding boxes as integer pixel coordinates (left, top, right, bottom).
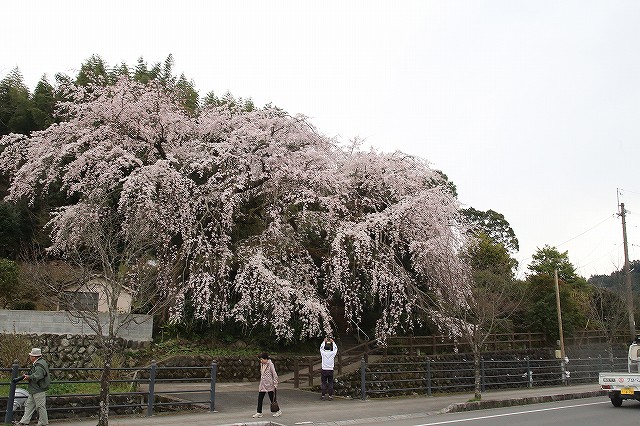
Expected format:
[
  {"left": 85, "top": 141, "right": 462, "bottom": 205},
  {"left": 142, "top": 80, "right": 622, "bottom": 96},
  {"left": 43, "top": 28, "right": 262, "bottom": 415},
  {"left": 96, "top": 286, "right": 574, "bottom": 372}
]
[
  {"left": 7, "top": 333, "right": 149, "bottom": 372},
  {"left": 152, "top": 354, "right": 298, "bottom": 382}
]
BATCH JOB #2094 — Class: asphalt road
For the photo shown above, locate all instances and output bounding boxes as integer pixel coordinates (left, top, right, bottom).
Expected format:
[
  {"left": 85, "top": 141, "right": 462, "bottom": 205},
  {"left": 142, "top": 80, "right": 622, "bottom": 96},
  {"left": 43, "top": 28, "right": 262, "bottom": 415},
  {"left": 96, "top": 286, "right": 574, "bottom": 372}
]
[
  {"left": 378, "top": 397, "right": 640, "bottom": 426},
  {"left": 50, "top": 382, "right": 608, "bottom": 426}
]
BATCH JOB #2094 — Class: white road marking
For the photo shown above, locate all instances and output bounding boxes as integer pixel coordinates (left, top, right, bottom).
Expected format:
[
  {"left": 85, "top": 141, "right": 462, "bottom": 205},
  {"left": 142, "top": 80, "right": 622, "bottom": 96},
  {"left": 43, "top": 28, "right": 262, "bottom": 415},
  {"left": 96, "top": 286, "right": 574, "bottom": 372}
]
[{"left": 412, "top": 400, "right": 609, "bottom": 425}]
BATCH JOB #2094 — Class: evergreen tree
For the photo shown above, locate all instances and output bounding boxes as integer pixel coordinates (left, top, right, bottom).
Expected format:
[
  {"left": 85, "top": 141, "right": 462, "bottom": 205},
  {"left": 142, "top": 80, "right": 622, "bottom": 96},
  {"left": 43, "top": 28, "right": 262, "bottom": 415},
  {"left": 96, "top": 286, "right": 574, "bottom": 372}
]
[
  {"left": 75, "top": 54, "right": 110, "bottom": 86},
  {"left": 0, "top": 68, "right": 36, "bottom": 135},
  {"left": 133, "top": 57, "right": 152, "bottom": 83},
  {"left": 30, "top": 76, "right": 55, "bottom": 129},
  {"left": 528, "top": 245, "right": 578, "bottom": 282},
  {"left": 203, "top": 90, "right": 255, "bottom": 111},
  {"left": 176, "top": 74, "right": 199, "bottom": 114},
  {"left": 0, "top": 202, "right": 22, "bottom": 258},
  {"left": 462, "top": 207, "right": 519, "bottom": 253},
  {"left": 109, "top": 62, "right": 131, "bottom": 82},
  {"left": 160, "top": 54, "right": 176, "bottom": 85}
]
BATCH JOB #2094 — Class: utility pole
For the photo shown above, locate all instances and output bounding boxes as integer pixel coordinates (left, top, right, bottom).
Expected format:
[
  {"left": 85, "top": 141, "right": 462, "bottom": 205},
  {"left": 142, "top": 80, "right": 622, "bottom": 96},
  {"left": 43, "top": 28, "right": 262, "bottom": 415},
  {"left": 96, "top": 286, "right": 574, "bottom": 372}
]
[
  {"left": 620, "top": 202, "right": 635, "bottom": 339},
  {"left": 554, "top": 269, "right": 565, "bottom": 359},
  {"left": 554, "top": 269, "right": 567, "bottom": 384}
]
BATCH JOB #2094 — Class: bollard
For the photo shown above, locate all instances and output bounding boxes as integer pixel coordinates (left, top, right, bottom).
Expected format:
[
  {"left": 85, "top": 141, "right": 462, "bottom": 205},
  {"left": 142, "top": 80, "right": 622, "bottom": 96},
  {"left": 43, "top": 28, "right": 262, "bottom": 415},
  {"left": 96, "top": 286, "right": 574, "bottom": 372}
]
[
  {"left": 360, "top": 357, "right": 366, "bottom": 400},
  {"left": 147, "top": 361, "right": 157, "bottom": 417},
  {"left": 4, "top": 360, "right": 20, "bottom": 424},
  {"left": 210, "top": 361, "right": 217, "bottom": 412},
  {"left": 425, "top": 358, "right": 432, "bottom": 396}
]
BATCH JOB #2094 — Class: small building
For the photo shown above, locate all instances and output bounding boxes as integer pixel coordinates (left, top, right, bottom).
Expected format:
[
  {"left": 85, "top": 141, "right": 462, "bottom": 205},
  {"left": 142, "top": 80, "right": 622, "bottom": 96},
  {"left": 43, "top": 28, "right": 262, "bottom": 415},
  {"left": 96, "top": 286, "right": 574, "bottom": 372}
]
[{"left": 59, "top": 278, "right": 133, "bottom": 313}]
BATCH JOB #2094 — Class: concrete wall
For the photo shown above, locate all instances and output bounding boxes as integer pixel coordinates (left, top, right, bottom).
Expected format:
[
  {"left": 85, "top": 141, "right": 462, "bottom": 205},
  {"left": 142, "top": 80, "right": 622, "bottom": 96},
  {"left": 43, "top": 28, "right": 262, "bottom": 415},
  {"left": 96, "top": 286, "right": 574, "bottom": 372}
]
[{"left": 0, "top": 310, "right": 152, "bottom": 342}]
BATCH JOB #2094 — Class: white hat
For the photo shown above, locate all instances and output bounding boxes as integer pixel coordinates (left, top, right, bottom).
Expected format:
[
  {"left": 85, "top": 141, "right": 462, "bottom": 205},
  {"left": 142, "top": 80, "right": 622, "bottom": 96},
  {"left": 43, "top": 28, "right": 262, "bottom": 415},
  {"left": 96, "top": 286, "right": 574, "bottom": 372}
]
[{"left": 29, "top": 348, "right": 42, "bottom": 357}]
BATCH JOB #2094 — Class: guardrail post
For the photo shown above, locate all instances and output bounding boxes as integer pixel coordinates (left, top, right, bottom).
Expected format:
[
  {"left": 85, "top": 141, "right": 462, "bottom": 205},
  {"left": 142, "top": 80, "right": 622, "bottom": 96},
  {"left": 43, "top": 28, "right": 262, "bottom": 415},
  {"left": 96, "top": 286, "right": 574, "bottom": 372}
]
[
  {"left": 4, "top": 359, "right": 20, "bottom": 424},
  {"left": 147, "top": 361, "right": 157, "bottom": 417},
  {"left": 210, "top": 361, "right": 217, "bottom": 412},
  {"left": 293, "top": 359, "right": 299, "bottom": 388},
  {"left": 360, "top": 357, "right": 366, "bottom": 400},
  {"left": 425, "top": 358, "right": 432, "bottom": 396},
  {"left": 480, "top": 357, "right": 485, "bottom": 392},
  {"left": 526, "top": 357, "right": 532, "bottom": 388}
]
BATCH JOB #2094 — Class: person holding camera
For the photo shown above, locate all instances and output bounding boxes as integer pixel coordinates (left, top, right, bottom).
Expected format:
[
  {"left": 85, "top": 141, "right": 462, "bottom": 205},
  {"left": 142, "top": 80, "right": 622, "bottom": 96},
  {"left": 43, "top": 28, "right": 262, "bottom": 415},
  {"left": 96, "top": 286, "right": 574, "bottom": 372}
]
[
  {"left": 14, "top": 348, "right": 50, "bottom": 426},
  {"left": 320, "top": 337, "right": 338, "bottom": 400}
]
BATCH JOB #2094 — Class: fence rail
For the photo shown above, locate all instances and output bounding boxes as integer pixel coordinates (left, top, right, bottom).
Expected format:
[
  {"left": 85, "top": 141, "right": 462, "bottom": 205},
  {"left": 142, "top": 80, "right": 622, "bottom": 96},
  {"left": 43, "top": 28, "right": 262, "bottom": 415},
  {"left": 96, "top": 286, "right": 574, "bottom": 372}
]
[
  {"left": 383, "top": 333, "right": 548, "bottom": 356},
  {"left": 1, "top": 362, "right": 218, "bottom": 424},
  {"left": 356, "top": 355, "right": 627, "bottom": 399},
  {"left": 293, "top": 339, "right": 378, "bottom": 388},
  {"left": 563, "top": 331, "right": 631, "bottom": 346}
]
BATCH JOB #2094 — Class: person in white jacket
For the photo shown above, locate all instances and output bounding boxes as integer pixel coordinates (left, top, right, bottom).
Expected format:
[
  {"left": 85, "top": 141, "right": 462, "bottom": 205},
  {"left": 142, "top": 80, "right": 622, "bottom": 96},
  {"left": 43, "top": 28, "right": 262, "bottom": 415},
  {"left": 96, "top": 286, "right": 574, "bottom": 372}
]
[{"left": 320, "top": 337, "right": 338, "bottom": 400}]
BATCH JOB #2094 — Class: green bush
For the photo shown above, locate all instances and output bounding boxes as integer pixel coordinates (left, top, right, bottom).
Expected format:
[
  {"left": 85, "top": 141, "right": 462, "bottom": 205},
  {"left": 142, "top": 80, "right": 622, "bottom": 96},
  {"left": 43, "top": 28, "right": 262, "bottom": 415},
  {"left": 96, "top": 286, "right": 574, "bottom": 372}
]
[{"left": 0, "top": 333, "right": 31, "bottom": 368}]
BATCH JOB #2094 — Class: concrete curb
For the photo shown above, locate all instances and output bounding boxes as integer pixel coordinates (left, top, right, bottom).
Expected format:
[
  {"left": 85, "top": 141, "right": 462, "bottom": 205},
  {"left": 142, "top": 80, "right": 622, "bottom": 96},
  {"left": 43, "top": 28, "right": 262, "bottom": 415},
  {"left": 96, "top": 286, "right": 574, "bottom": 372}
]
[
  {"left": 215, "top": 422, "right": 285, "bottom": 426},
  {"left": 443, "top": 390, "right": 607, "bottom": 413}
]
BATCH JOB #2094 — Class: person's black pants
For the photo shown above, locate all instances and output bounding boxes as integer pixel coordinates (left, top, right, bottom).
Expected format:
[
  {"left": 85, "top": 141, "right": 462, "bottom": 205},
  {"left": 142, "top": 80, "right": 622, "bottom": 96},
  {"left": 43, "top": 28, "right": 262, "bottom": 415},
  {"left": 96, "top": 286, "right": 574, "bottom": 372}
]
[
  {"left": 321, "top": 369, "right": 334, "bottom": 396},
  {"left": 257, "top": 391, "right": 274, "bottom": 413}
]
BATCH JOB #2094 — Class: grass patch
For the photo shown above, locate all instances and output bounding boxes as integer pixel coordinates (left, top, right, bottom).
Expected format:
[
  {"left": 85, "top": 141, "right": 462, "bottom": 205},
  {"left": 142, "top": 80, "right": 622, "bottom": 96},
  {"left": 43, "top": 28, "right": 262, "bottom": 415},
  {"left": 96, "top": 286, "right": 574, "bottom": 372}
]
[{"left": 0, "top": 378, "right": 134, "bottom": 397}]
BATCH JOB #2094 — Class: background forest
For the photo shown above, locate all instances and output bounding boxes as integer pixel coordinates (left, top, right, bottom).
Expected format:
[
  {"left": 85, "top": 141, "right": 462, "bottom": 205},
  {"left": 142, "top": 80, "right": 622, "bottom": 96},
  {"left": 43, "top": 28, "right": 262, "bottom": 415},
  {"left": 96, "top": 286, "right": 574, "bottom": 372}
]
[{"left": 0, "top": 55, "right": 638, "bottom": 350}]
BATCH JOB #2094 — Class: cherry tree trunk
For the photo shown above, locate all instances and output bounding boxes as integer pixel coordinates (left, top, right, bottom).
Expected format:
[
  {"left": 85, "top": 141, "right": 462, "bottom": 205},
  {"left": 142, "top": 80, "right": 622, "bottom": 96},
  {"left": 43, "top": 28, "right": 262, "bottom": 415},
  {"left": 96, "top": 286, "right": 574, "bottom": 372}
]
[{"left": 97, "top": 353, "right": 113, "bottom": 426}]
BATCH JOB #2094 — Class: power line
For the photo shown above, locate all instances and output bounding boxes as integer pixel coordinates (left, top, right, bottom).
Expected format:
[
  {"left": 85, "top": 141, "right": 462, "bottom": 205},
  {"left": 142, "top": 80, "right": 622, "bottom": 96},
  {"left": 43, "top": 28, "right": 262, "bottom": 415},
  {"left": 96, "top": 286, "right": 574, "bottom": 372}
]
[
  {"left": 555, "top": 214, "right": 616, "bottom": 247},
  {"left": 575, "top": 243, "right": 621, "bottom": 271},
  {"left": 513, "top": 214, "right": 617, "bottom": 280},
  {"left": 619, "top": 188, "right": 640, "bottom": 197}
]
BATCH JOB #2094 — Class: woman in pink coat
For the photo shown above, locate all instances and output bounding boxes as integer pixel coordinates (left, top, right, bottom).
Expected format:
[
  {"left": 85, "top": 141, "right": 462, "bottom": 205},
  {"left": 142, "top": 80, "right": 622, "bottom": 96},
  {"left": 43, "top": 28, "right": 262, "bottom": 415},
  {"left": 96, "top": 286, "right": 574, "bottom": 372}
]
[{"left": 252, "top": 352, "right": 282, "bottom": 418}]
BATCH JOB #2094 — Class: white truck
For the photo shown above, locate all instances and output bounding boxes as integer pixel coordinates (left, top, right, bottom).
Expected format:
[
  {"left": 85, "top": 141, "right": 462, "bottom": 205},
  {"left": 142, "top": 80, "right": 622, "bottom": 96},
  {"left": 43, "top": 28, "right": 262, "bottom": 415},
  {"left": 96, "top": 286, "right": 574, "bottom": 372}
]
[{"left": 599, "top": 339, "right": 640, "bottom": 407}]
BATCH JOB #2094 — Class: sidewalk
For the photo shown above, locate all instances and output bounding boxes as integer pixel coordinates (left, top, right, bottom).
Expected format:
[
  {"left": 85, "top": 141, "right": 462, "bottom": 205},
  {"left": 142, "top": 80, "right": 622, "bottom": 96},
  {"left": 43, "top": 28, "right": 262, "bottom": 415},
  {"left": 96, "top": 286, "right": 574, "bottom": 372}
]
[{"left": 49, "top": 382, "right": 605, "bottom": 426}]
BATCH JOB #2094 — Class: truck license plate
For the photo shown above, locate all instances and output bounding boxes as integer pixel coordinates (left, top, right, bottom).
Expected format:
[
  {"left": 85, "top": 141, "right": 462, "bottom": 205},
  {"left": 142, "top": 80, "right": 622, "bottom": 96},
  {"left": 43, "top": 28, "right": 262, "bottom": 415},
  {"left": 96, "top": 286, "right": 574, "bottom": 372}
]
[{"left": 621, "top": 387, "right": 634, "bottom": 395}]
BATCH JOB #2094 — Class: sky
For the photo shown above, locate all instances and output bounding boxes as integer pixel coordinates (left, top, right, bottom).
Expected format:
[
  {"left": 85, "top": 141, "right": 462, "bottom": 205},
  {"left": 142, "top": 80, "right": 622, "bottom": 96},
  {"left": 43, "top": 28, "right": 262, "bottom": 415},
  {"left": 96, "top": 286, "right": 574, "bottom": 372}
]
[{"left": 3, "top": 1, "right": 640, "bottom": 279}]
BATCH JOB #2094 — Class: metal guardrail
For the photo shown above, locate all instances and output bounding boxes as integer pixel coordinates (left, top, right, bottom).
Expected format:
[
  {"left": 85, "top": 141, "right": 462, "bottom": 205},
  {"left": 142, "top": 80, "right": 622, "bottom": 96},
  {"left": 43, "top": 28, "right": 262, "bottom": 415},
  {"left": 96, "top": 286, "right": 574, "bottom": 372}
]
[
  {"left": 293, "top": 331, "right": 629, "bottom": 388},
  {"left": 356, "top": 356, "right": 628, "bottom": 400},
  {"left": 1, "top": 361, "right": 218, "bottom": 424}
]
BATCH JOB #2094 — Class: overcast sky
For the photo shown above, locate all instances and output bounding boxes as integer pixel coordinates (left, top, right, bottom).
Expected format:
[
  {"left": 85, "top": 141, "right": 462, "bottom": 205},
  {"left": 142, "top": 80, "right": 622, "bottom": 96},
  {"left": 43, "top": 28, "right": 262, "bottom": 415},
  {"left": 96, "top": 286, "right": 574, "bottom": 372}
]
[{"left": 4, "top": 1, "right": 640, "bottom": 278}]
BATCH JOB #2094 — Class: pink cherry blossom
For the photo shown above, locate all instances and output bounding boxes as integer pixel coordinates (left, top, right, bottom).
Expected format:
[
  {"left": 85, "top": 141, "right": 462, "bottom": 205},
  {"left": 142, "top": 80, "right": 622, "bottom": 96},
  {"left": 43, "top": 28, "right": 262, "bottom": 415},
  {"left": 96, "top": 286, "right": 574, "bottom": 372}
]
[{"left": 0, "top": 76, "right": 472, "bottom": 342}]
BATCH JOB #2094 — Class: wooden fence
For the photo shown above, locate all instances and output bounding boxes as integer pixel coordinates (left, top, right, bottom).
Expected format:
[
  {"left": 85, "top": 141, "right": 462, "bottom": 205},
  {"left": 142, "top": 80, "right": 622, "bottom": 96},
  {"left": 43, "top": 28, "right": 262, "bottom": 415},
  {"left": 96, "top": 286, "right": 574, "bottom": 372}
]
[{"left": 383, "top": 332, "right": 547, "bottom": 356}]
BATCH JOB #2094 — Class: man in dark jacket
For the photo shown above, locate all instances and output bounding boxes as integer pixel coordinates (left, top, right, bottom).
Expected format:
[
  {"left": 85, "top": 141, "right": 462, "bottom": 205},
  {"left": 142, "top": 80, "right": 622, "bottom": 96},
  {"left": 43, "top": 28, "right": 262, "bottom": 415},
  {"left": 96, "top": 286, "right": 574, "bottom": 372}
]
[{"left": 15, "top": 348, "right": 49, "bottom": 426}]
